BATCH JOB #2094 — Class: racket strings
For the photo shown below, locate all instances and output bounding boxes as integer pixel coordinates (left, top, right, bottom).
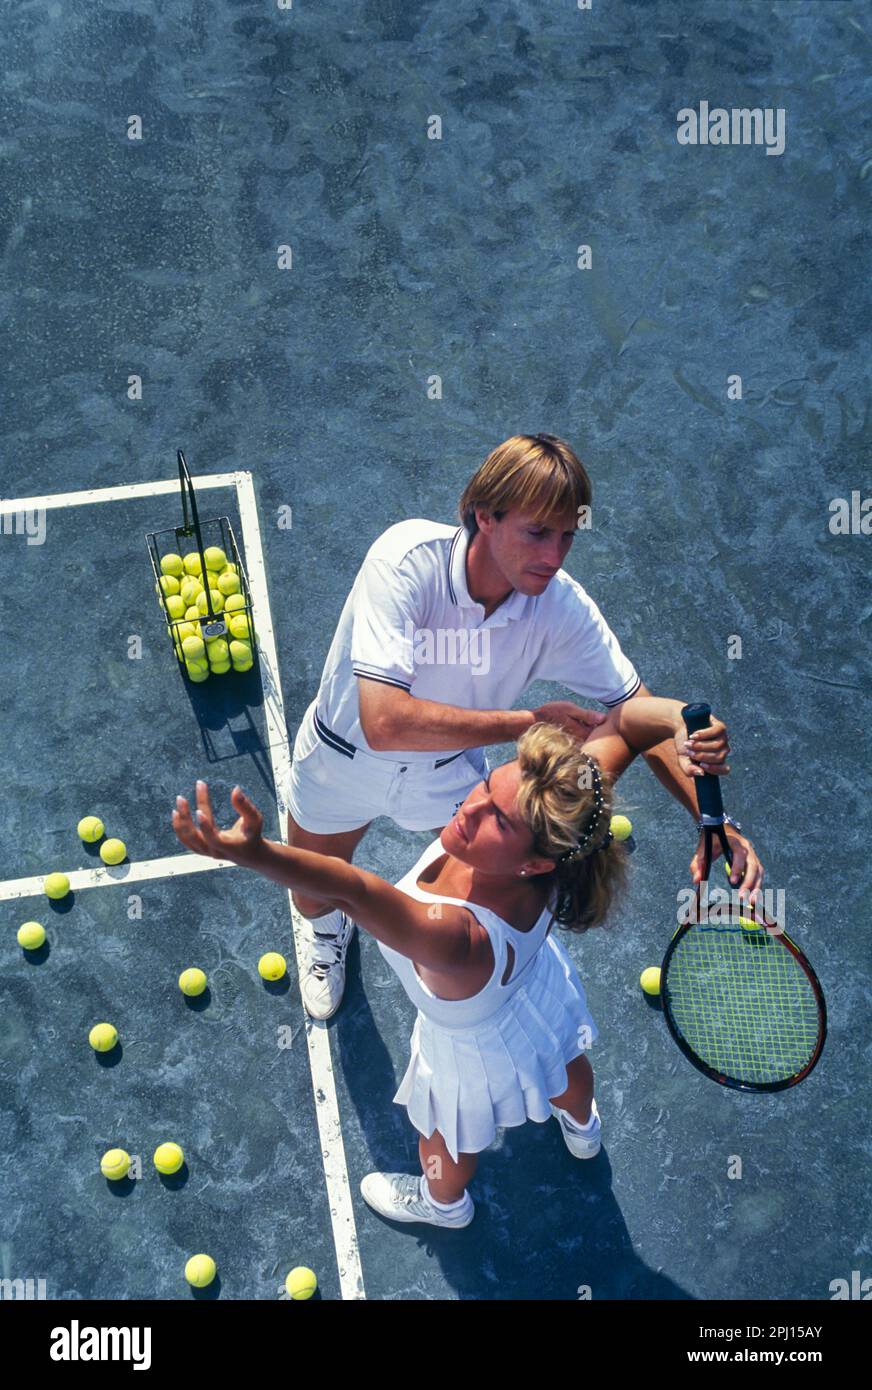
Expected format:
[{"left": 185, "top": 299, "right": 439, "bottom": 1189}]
[{"left": 664, "top": 924, "right": 821, "bottom": 1084}]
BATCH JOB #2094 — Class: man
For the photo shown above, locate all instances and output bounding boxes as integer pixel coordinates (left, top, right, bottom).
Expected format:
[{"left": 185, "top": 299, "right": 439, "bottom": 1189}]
[{"left": 286, "top": 433, "right": 762, "bottom": 1018}]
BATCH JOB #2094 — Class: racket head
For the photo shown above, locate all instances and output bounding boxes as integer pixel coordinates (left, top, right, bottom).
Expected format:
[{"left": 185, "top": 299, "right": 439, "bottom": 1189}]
[{"left": 661, "top": 913, "right": 827, "bottom": 1091}]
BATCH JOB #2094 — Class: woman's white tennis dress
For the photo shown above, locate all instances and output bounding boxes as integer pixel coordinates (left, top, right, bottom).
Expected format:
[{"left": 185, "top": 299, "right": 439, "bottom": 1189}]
[{"left": 378, "top": 837, "right": 599, "bottom": 1164}]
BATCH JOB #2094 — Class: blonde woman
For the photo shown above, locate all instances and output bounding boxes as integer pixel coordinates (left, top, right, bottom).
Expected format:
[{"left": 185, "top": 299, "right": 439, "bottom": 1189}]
[{"left": 173, "top": 694, "right": 733, "bottom": 1229}]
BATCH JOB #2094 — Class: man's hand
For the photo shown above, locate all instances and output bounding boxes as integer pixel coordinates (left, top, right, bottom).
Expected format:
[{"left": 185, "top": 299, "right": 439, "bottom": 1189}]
[
  {"left": 172, "top": 781, "right": 264, "bottom": 865},
  {"left": 691, "top": 825, "right": 765, "bottom": 907},
  {"left": 673, "top": 715, "right": 731, "bottom": 778},
  {"left": 532, "top": 700, "right": 607, "bottom": 740}
]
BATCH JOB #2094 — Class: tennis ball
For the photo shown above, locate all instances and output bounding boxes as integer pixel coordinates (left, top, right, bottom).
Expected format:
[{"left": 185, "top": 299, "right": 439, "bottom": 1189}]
[
  {"left": 186, "top": 664, "right": 210, "bottom": 684},
  {"left": 610, "top": 815, "right": 632, "bottom": 842},
  {"left": 100, "top": 838, "right": 127, "bottom": 866},
  {"left": 77, "top": 815, "right": 105, "bottom": 843},
  {"left": 164, "top": 595, "right": 186, "bottom": 621},
  {"left": 206, "top": 638, "right": 229, "bottom": 666},
  {"left": 640, "top": 967, "right": 661, "bottom": 996},
  {"left": 179, "top": 967, "right": 207, "bottom": 996},
  {"left": 203, "top": 546, "right": 227, "bottom": 571},
  {"left": 179, "top": 577, "right": 203, "bottom": 606},
  {"left": 176, "top": 621, "right": 199, "bottom": 643},
  {"left": 209, "top": 660, "right": 232, "bottom": 676},
  {"left": 44, "top": 872, "right": 70, "bottom": 899},
  {"left": 154, "top": 1142, "right": 184, "bottom": 1175},
  {"left": 739, "top": 915, "right": 761, "bottom": 931},
  {"left": 223, "top": 592, "right": 246, "bottom": 614},
  {"left": 229, "top": 640, "right": 252, "bottom": 665},
  {"left": 258, "top": 952, "right": 286, "bottom": 981},
  {"left": 196, "top": 588, "right": 225, "bottom": 615},
  {"left": 183, "top": 551, "right": 203, "bottom": 576},
  {"left": 227, "top": 613, "right": 253, "bottom": 642},
  {"left": 158, "top": 574, "right": 181, "bottom": 597},
  {"left": 223, "top": 562, "right": 239, "bottom": 576},
  {"left": 100, "top": 1148, "right": 131, "bottom": 1181},
  {"left": 182, "top": 634, "right": 206, "bottom": 662},
  {"left": 286, "top": 1267, "right": 317, "bottom": 1300},
  {"left": 217, "top": 571, "right": 241, "bottom": 597},
  {"left": 89, "top": 1022, "right": 118, "bottom": 1052},
  {"left": 185, "top": 1254, "right": 216, "bottom": 1288},
  {"left": 184, "top": 604, "right": 201, "bottom": 623},
  {"left": 18, "top": 921, "right": 46, "bottom": 949},
  {"left": 161, "top": 553, "right": 184, "bottom": 578}
]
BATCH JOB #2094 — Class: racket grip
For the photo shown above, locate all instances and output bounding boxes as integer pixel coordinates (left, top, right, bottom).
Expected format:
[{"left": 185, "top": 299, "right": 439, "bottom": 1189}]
[{"left": 681, "top": 702, "right": 725, "bottom": 823}]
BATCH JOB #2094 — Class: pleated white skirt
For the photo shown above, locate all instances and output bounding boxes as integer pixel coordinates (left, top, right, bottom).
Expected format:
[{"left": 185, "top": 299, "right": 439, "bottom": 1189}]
[{"left": 392, "top": 932, "right": 599, "bottom": 1163}]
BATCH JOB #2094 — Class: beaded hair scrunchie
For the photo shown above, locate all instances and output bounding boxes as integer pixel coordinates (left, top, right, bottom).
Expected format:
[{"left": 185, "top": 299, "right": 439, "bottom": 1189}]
[{"left": 559, "top": 753, "right": 613, "bottom": 863}]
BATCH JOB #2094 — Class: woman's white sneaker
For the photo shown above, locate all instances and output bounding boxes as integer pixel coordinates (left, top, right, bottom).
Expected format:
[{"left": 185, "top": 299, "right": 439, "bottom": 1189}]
[
  {"left": 301, "top": 913, "right": 355, "bottom": 1020},
  {"left": 551, "top": 1097, "right": 602, "bottom": 1158},
  {"left": 360, "top": 1172, "right": 475, "bottom": 1228}
]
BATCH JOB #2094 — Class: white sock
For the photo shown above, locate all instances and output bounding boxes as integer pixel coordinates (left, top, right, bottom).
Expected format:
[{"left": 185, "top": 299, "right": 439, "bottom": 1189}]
[
  {"left": 422, "top": 1176, "right": 470, "bottom": 1211},
  {"left": 561, "top": 1106, "right": 597, "bottom": 1134},
  {"left": 309, "top": 907, "right": 344, "bottom": 938}
]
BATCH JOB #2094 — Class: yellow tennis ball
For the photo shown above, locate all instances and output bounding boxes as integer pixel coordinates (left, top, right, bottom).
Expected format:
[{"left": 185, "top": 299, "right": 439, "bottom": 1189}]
[
  {"left": 223, "top": 562, "right": 239, "bottom": 576},
  {"left": 229, "top": 640, "right": 252, "bottom": 665},
  {"left": 179, "top": 577, "right": 203, "bottom": 606},
  {"left": 154, "top": 1142, "right": 184, "bottom": 1175},
  {"left": 209, "top": 660, "right": 232, "bottom": 676},
  {"left": 179, "top": 967, "right": 207, "bottom": 996},
  {"left": 640, "top": 967, "right": 661, "bottom": 995},
  {"left": 182, "top": 634, "right": 206, "bottom": 662},
  {"left": 77, "top": 815, "right": 105, "bottom": 843},
  {"left": 186, "top": 664, "right": 210, "bottom": 683},
  {"left": 285, "top": 1267, "right": 317, "bottom": 1300},
  {"left": 18, "top": 921, "right": 46, "bottom": 949},
  {"left": 44, "top": 872, "right": 70, "bottom": 899},
  {"left": 89, "top": 1022, "right": 118, "bottom": 1052},
  {"left": 185, "top": 655, "right": 210, "bottom": 674},
  {"left": 165, "top": 595, "right": 186, "bottom": 621},
  {"left": 184, "top": 605, "right": 201, "bottom": 622},
  {"left": 176, "top": 621, "right": 200, "bottom": 644},
  {"left": 610, "top": 815, "right": 633, "bottom": 842},
  {"left": 100, "top": 1148, "right": 131, "bottom": 1181},
  {"left": 217, "top": 571, "right": 241, "bottom": 597},
  {"left": 196, "top": 588, "right": 225, "bottom": 615},
  {"left": 227, "top": 613, "right": 253, "bottom": 642},
  {"left": 223, "top": 592, "right": 247, "bottom": 614},
  {"left": 203, "top": 546, "right": 227, "bottom": 571},
  {"left": 100, "top": 838, "right": 127, "bottom": 865},
  {"left": 158, "top": 574, "right": 181, "bottom": 597},
  {"left": 185, "top": 1254, "right": 216, "bottom": 1288},
  {"left": 206, "top": 637, "right": 229, "bottom": 663},
  {"left": 161, "top": 553, "right": 184, "bottom": 578},
  {"left": 738, "top": 915, "right": 761, "bottom": 930},
  {"left": 258, "top": 952, "right": 286, "bottom": 981},
  {"left": 182, "top": 551, "right": 203, "bottom": 576}
]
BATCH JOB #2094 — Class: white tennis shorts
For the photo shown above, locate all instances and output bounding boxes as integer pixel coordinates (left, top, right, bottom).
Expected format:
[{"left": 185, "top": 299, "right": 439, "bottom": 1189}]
[{"left": 285, "top": 702, "right": 490, "bottom": 835}]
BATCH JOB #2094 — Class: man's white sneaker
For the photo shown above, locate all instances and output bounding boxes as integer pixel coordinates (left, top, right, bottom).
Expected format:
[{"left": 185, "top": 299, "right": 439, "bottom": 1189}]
[
  {"left": 360, "top": 1172, "right": 475, "bottom": 1228},
  {"left": 300, "top": 913, "right": 355, "bottom": 1020},
  {"left": 551, "top": 1097, "right": 602, "bottom": 1158}
]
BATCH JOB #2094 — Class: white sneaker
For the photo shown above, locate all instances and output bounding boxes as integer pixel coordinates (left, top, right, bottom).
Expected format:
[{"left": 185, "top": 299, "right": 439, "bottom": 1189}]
[
  {"left": 300, "top": 914, "right": 355, "bottom": 1020},
  {"left": 360, "top": 1172, "right": 475, "bottom": 1229},
  {"left": 551, "top": 1097, "right": 602, "bottom": 1158}
]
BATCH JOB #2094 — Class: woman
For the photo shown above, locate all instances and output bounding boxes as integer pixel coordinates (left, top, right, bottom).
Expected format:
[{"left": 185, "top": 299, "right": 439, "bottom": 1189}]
[{"left": 172, "top": 695, "right": 735, "bottom": 1229}]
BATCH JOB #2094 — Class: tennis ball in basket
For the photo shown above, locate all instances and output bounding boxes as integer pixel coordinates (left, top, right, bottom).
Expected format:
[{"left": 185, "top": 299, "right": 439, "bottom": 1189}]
[
  {"left": 197, "top": 588, "right": 225, "bottom": 615},
  {"left": 210, "top": 661, "right": 231, "bottom": 675},
  {"left": 158, "top": 574, "right": 181, "bottom": 597},
  {"left": 206, "top": 638, "right": 229, "bottom": 666},
  {"left": 89, "top": 1022, "right": 118, "bottom": 1052},
  {"left": 258, "top": 952, "right": 286, "bottom": 981},
  {"left": 182, "top": 607, "right": 200, "bottom": 625},
  {"left": 223, "top": 592, "right": 246, "bottom": 613},
  {"left": 154, "top": 1142, "right": 184, "bottom": 1175},
  {"left": 176, "top": 621, "right": 199, "bottom": 643},
  {"left": 77, "top": 815, "right": 105, "bottom": 843},
  {"left": 185, "top": 1254, "right": 216, "bottom": 1288},
  {"left": 101, "top": 1148, "right": 131, "bottom": 1181},
  {"left": 44, "top": 872, "right": 70, "bottom": 899},
  {"left": 610, "top": 815, "right": 632, "bottom": 841},
  {"left": 100, "top": 839, "right": 127, "bottom": 865},
  {"left": 161, "top": 553, "right": 184, "bottom": 578},
  {"left": 286, "top": 1267, "right": 317, "bottom": 1300},
  {"left": 179, "top": 967, "right": 207, "bottom": 996},
  {"left": 217, "top": 570, "right": 240, "bottom": 596},
  {"left": 186, "top": 664, "right": 210, "bottom": 683},
  {"left": 229, "top": 640, "right": 252, "bottom": 665},
  {"left": 18, "top": 921, "right": 46, "bottom": 949},
  {"left": 640, "top": 967, "right": 661, "bottom": 995},
  {"left": 182, "top": 634, "right": 206, "bottom": 662},
  {"left": 179, "top": 577, "right": 203, "bottom": 606},
  {"left": 165, "top": 595, "right": 186, "bottom": 621},
  {"left": 183, "top": 551, "right": 203, "bottom": 576},
  {"left": 227, "top": 613, "right": 253, "bottom": 642},
  {"left": 203, "top": 546, "right": 227, "bottom": 571}
]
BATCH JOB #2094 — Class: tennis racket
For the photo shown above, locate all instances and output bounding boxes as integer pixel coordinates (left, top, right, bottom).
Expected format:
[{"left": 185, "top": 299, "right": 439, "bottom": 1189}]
[{"left": 660, "top": 703, "right": 827, "bottom": 1091}]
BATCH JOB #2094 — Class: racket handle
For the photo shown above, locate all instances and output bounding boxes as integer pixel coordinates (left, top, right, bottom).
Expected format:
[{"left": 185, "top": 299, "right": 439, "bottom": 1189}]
[{"left": 681, "top": 702, "right": 725, "bottom": 823}]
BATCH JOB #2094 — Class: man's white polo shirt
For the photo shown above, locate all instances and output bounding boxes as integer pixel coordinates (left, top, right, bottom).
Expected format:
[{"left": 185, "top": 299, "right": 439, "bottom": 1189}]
[{"left": 307, "top": 519, "right": 641, "bottom": 764}]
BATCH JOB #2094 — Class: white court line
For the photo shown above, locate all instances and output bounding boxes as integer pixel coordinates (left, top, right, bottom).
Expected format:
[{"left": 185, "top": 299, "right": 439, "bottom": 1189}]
[{"left": 3, "top": 469, "right": 366, "bottom": 1301}]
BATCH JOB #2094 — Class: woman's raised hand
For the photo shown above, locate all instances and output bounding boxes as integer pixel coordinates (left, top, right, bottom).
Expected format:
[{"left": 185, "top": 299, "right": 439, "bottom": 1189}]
[{"left": 172, "top": 781, "right": 264, "bottom": 864}]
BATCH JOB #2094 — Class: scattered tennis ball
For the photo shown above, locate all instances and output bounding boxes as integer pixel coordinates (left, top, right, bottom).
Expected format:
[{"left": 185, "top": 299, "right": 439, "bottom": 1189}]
[
  {"left": 164, "top": 595, "right": 186, "bottom": 621},
  {"left": 179, "top": 967, "right": 207, "bottom": 996},
  {"left": 640, "top": 967, "right": 661, "bottom": 996},
  {"left": 158, "top": 574, "right": 181, "bottom": 597},
  {"left": 89, "top": 1023, "right": 118, "bottom": 1052},
  {"left": 100, "top": 838, "right": 127, "bottom": 866},
  {"left": 18, "top": 921, "right": 46, "bottom": 949},
  {"left": 197, "top": 588, "right": 225, "bottom": 615},
  {"left": 154, "top": 1142, "right": 184, "bottom": 1175},
  {"left": 217, "top": 570, "right": 240, "bottom": 596},
  {"left": 100, "top": 1148, "right": 131, "bottom": 1181},
  {"left": 610, "top": 815, "right": 633, "bottom": 842},
  {"left": 209, "top": 660, "right": 232, "bottom": 676},
  {"left": 77, "top": 815, "right": 105, "bottom": 843},
  {"left": 203, "top": 546, "right": 227, "bottom": 571},
  {"left": 161, "top": 553, "right": 184, "bottom": 578},
  {"left": 185, "top": 1254, "right": 216, "bottom": 1288},
  {"left": 183, "top": 551, "right": 203, "bottom": 576},
  {"left": 182, "top": 634, "right": 206, "bottom": 662},
  {"left": 206, "top": 638, "right": 229, "bottom": 666},
  {"left": 223, "top": 592, "right": 246, "bottom": 613},
  {"left": 258, "top": 952, "right": 287, "bottom": 981},
  {"left": 285, "top": 1267, "right": 317, "bottom": 1300},
  {"left": 44, "top": 872, "right": 70, "bottom": 900}
]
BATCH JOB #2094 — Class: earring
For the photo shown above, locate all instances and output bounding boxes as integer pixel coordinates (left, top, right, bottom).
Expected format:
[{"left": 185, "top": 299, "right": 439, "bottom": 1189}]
[{"left": 520, "top": 869, "right": 527, "bottom": 876}]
